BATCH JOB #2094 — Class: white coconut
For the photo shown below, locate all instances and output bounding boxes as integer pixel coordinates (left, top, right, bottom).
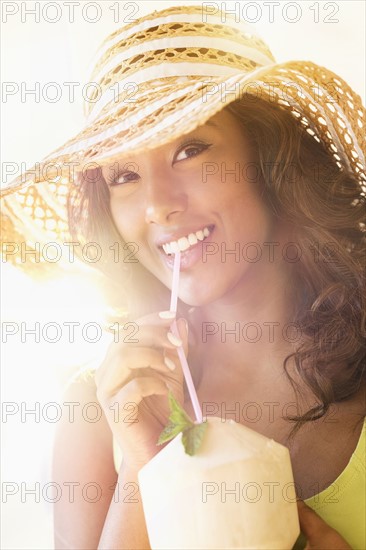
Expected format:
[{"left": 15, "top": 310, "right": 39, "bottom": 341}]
[{"left": 138, "top": 417, "right": 300, "bottom": 549}]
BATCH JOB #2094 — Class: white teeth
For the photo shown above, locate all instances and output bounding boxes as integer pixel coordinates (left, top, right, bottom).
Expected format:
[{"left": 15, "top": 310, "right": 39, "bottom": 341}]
[
  {"left": 188, "top": 233, "right": 198, "bottom": 246},
  {"left": 170, "top": 241, "right": 179, "bottom": 253},
  {"left": 161, "top": 225, "right": 212, "bottom": 255},
  {"left": 177, "top": 236, "right": 190, "bottom": 251}
]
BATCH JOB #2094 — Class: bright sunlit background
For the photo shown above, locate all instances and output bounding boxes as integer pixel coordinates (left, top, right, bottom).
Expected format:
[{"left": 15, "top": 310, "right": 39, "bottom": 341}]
[{"left": 1, "top": 1, "right": 365, "bottom": 548}]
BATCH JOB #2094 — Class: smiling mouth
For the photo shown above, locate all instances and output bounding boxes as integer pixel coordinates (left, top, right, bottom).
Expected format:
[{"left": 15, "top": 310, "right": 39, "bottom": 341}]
[{"left": 161, "top": 225, "right": 215, "bottom": 255}]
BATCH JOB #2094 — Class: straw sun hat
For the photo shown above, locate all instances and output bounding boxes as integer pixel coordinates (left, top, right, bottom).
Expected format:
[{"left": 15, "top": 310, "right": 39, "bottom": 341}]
[{"left": 1, "top": 4, "right": 365, "bottom": 273}]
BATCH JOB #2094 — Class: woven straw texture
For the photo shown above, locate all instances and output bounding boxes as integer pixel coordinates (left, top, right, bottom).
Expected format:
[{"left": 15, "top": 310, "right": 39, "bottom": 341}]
[{"left": 1, "top": 5, "right": 365, "bottom": 274}]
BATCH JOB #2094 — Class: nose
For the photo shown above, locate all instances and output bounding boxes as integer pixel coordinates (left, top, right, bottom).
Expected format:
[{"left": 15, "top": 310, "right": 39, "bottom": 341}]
[{"left": 144, "top": 164, "right": 187, "bottom": 225}]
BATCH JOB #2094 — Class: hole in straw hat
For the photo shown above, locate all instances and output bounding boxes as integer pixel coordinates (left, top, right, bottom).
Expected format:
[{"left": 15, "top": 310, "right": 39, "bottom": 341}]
[
  {"left": 147, "top": 25, "right": 159, "bottom": 33},
  {"left": 131, "top": 54, "right": 144, "bottom": 63},
  {"left": 46, "top": 219, "right": 56, "bottom": 231},
  {"left": 35, "top": 207, "right": 45, "bottom": 218}
]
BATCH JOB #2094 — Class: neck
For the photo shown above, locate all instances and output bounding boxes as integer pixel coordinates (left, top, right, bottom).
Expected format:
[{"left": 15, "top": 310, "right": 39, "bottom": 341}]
[{"left": 190, "top": 255, "right": 299, "bottom": 377}]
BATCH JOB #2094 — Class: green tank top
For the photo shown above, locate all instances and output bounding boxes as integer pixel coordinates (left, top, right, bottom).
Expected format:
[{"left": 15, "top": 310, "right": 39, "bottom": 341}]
[{"left": 294, "top": 416, "right": 366, "bottom": 549}]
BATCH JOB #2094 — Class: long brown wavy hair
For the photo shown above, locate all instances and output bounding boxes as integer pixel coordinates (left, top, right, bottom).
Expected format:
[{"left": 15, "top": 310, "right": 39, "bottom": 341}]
[{"left": 67, "top": 95, "right": 366, "bottom": 430}]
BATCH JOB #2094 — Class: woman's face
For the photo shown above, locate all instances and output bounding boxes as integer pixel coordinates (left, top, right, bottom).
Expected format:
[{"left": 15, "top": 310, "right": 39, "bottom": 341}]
[{"left": 103, "top": 109, "right": 278, "bottom": 306}]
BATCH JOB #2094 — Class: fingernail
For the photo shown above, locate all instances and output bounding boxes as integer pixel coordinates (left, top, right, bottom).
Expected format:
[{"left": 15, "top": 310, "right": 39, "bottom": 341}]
[
  {"left": 159, "top": 310, "right": 176, "bottom": 319},
  {"left": 167, "top": 331, "right": 182, "bottom": 347},
  {"left": 164, "top": 357, "right": 176, "bottom": 371}
]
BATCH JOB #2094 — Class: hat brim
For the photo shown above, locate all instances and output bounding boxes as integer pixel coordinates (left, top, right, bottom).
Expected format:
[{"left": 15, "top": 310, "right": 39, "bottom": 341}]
[{"left": 1, "top": 60, "right": 365, "bottom": 272}]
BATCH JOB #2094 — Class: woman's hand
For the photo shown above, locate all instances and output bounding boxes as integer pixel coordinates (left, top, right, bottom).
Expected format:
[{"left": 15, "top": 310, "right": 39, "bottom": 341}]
[
  {"left": 297, "top": 500, "right": 352, "bottom": 550},
  {"left": 95, "top": 312, "right": 188, "bottom": 472}
]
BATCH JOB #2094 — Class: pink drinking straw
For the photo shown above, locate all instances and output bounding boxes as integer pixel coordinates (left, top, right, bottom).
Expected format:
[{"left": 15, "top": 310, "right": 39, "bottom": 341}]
[{"left": 169, "top": 250, "right": 203, "bottom": 424}]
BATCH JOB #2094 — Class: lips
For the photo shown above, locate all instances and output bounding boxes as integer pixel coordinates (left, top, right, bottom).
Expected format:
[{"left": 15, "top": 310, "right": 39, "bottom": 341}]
[{"left": 158, "top": 225, "right": 215, "bottom": 255}]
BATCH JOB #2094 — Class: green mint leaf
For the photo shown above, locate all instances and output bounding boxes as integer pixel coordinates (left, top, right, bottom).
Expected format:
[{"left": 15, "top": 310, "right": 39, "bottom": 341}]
[
  {"left": 182, "top": 422, "right": 208, "bottom": 456},
  {"left": 167, "top": 391, "right": 194, "bottom": 428},
  {"left": 157, "top": 422, "right": 185, "bottom": 445},
  {"left": 157, "top": 390, "right": 208, "bottom": 455}
]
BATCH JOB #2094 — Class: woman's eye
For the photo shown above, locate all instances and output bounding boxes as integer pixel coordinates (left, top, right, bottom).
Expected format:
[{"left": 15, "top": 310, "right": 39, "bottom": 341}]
[
  {"left": 174, "top": 141, "right": 211, "bottom": 162},
  {"left": 110, "top": 171, "right": 140, "bottom": 186}
]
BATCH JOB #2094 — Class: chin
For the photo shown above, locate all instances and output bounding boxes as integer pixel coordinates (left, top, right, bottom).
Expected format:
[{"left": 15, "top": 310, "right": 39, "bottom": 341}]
[{"left": 178, "top": 282, "right": 225, "bottom": 308}]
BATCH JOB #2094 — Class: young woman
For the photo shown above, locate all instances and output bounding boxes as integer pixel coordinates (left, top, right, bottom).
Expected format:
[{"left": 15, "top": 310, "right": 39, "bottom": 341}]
[{"left": 2, "top": 5, "right": 365, "bottom": 549}]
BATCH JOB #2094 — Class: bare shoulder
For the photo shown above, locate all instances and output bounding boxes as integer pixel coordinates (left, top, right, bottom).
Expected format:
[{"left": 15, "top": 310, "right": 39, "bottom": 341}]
[{"left": 53, "top": 371, "right": 118, "bottom": 549}]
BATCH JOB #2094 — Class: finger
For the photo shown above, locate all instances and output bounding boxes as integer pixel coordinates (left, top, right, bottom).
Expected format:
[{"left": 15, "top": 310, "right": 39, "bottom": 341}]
[
  {"left": 120, "top": 309, "right": 177, "bottom": 336},
  {"left": 296, "top": 500, "right": 352, "bottom": 550},
  {"left": 96, "top": 320, "right": 184, "bottom": 386},
  {"left": 96, "top": 347, "right": 172, "bottom": 392},
  {"left": 112, "top": 310, "right": 175, "bottom": 328},
  {"left": 138, "top": 310, "right": 176, "bottom": 326},
  {"left": 115, "top": 376, "right": 169, "bottom": 410},
  {"left": 173, "top": 317, "right": 189, "bottom": 356},
  {"left": 111, "top": 321, "right": 183, "bottom": 351},
  {"left": 297, "top": 500, "right": 330, "bottom": 539},
  {"left": 298, "top": 500, "right": 352, "bottom": 550}
]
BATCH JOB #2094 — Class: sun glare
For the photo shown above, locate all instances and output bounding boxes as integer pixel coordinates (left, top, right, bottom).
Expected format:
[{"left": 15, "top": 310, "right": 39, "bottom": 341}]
[{"left": 1, "top": 263, "right": 113, "bottom": 549}]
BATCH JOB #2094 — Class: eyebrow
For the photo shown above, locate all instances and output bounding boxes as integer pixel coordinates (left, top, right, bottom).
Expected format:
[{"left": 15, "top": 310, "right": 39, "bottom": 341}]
[{"left": 205, "top": 120, "right": 219, "bottom": 128}]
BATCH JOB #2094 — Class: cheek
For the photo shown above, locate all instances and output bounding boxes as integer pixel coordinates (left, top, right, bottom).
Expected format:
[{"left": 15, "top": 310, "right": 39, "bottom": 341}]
[
  {"left": 109, "top": 198, "right": 140, "bottom": 241},
  {"left": 212, "top": 178, "right": 272, "bottom": 239}
]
